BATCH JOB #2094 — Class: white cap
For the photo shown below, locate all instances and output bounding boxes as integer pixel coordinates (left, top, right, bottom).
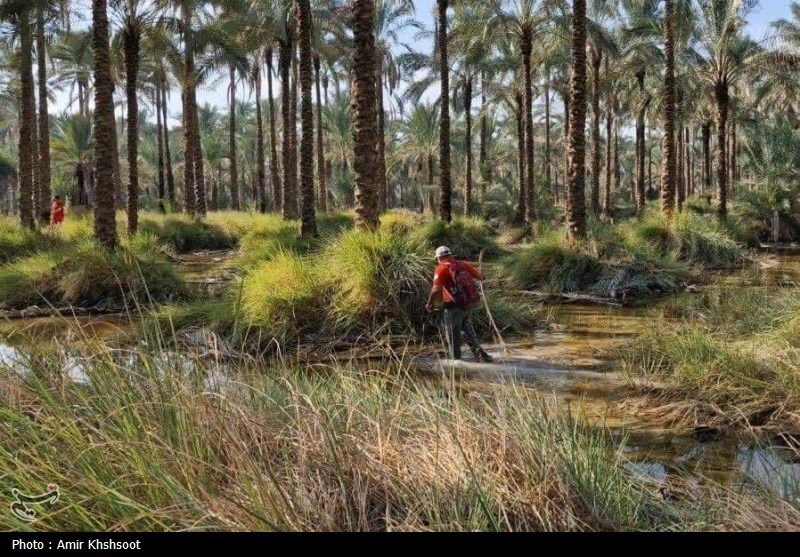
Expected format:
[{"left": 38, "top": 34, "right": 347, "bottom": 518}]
[{"left": 435, "top": 246, "right": 452, "bottom": 259}]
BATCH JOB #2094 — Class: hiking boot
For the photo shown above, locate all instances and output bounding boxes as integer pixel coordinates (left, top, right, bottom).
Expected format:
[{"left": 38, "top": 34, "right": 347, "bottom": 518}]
[{"left": 472, "top": 349, "right": 493, "bottom": 363}]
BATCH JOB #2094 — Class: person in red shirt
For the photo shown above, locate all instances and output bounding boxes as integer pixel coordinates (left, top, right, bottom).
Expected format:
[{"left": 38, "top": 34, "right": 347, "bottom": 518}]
[
  {"left": 425, "top": 246, "right": 493, "bottom": 362},
  {"left": 50, "top": 196, "right": 65, "bottom": 227}
]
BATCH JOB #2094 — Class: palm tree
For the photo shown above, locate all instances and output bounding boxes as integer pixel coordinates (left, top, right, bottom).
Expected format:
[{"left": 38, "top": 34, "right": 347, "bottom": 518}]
[
  {"left": 298, "top": 0, "right": 317, "bottom": 236},
  {"left": 567, "top": 0, "right": 587, "bottom": 239},
  {"left": 92, "top": 0, "right": 118, "bottom": 249},
  {"left": 52, "top": 114, "right": 94, "bottom": 207},
  {"left": 352, "top": 0, "right": 380, "bottom": 229},
  {"left": 620, "top": 0, "right": 659, "bottom": 212},
  {"left": 437, "top": 0, "right": 451, "bottom": 222},
  {"left": 117, "top": 0, "right": 157, "bottom": 234},
  {"left": 660, "top": 0, "right": 676, "bottom": 216},
  {"left": 2, "top": 2, "right": 37, "bottom": 229},
  {"left": 266, "top": 47, "right": 282, "bottom": 210},
  {"left": 35, "top": 0, "right": 58, "bottom": 225},
  {"left": 586, "top": 1, "right": 618, "bottom": 216},
  {"left": 494, "top": 0, "right": 555, "bottom": 227}
]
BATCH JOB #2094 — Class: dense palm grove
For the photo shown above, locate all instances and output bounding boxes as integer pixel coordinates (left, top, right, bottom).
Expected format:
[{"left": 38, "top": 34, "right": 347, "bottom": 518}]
[{"left": 0, "top": 0, "right": 798, "bottom": 247}]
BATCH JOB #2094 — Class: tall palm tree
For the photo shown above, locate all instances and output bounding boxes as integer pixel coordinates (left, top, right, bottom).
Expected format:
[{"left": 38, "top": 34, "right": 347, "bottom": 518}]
[
  {"left": 352, "top": 0, "right": 380, "bottom": 229},
  {"left": 437, "top": 0, "right": 451, "bottom": 222},
  {"left": 117, "top": 0, "right": 156, "bottom": 234},
  {"left": 567, "top": 0, "right": 587, "bottom": 239},
  {"left": 92, "top": 0, "right": 118, "bottom": 249},
  {"left": 8, "top": 3, "right": 36, "bottom": 229},
  {"left": 660, "top": 0, "right": 676, "bottom": 216},
  {"left": 298, "top": 0, "right": 317, "bottom": 236},
  {"left": 620, "top": 0, "right": 659, "bottom": 212},
  {"left": 35, "top": 0, "right": 57, "bottom": 224},
  {"left": 266, "top": 47, "right": 282, "bottom": 210},
  {"left": 493, "top": 0, "right": 556, "bottom": 228}
]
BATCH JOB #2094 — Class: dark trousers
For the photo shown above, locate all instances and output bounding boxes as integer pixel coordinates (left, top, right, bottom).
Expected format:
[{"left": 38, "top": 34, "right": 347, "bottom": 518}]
[{"left": 443, "top": 306, "right": 481, "bottom": 360}]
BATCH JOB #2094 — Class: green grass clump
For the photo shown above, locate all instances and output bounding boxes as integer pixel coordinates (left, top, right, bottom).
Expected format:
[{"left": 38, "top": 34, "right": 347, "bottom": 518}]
[
  {"left": 629, "top": 212, "right": 745, "bottom": 268},
  {"left": 379, "top": 210, "right": 426, "bottom": 236},
  {"left": 0, "top": 252, "right": 60, "bottom": 308},
  {"left": 237, "top": 215, "right": 305, "bottom": 266},
  {"left": 410, "top": 216, "right": 504, "bottom": 259},
  {"left": 503, "top": 231, "right": 604, "bottom": 292},
  {"left": 239, "top": 251, "right": 323, "bottom": 339},
  {"left": 0, "top": 219, "right": 62, "bottom": 263},
  {"left": 322, "top": 229, "right": 429, "bottom": 332},
  {"left": 138, "top": 215, "right": 236, "bottom": 252},
  {"left": 621, "top": 288, "right": 800, "bottom": 431},
  {"left": 0, "top": 236, "right": 185, "bottom": 310},
  {"left": 56, "top": 237, "right": 184, "bottom": 308}
]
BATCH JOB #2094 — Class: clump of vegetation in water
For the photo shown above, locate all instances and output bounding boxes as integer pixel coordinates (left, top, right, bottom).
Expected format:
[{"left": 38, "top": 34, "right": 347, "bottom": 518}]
[
  {"left": 620, "top": 287, "right": 800, "bottom": 432},
  {"left": 502, "top": 223, "right": 692, "bottom": 299},
  {"left": 239, "top": 251, "right": 323, "bottom": 340},
  {"left": 630, "top": 211, "right": 746, "bottom": 268},
  {"left": 0, "top": 236, "right": 185, "bottom": 310},
  {"left": 322, "top": 229, "right": 430, "bottom": 333}
]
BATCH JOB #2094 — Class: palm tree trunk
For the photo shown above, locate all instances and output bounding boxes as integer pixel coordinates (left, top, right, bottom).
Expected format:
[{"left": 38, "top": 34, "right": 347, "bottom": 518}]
[
  {"left": 124, "top": 28, "right": 140, "bottom": 235},
  {"left": 36, "top": 5, "right": 51, "bottom": 224},
  {"left": 515, "top": 92, "right": 526, "bottom": 225},
  {"left": 479, "top": 69, "right": 489, "bottom": 199},
  {"left": 731, "top": 117, "right": 737, "bottom": 186},
  {"left": 18, "top": 8, "right": 35, "bottom": 230},
  {"left": 291, "top": 40, "right": 299, "bottom": 213},
  {"left": 604, "top": 94, "right": 613, "bottom": 219},
  {"left": 351, "top": 0, "right": 380, "bottom": 229},
  {"left": 113, "top": 98, "right": 123, "bottom": 209},
  {"left": 685, "top": 127, "right": 691, "bottom": 198},
  {"left": 280, "top": 35, "right": 296, "bottom": 218},
  {"left": 228, "top": 65, "right": 239, "bottom": 210},
  {"left": 566, "top": 0, "right": 587, "bottom": 240},
  {"left": 614, "top": 122, "right": 620, "bottom": 203},
  {"left": 522, "top": 29, "right": 535, "bottom": 227},
  {"left": 677, "top": 122, "right": 685, "bottom": 212},
  {"left": 635, "top": 70, "right": 646, "bottom": 211},
  {"left": 267, "top": 49, "right": 281, "bottom": 211},
  {"left": 182, "top": 88, "right": 196, "bottom": 214},
  {"left": 298, "top": 0, "right": 317, "bottom": 237},
  {"left": 590, "top": 47, "right": 601, "bottom": 216},
  {"left": 437, "top": 0, "right": 452, "bottom": 223},
  {"left": 464, "top": 76, "right": 473, "bottom": 216},
  {"left": 191, "top": 95, "right": 206, "bottom": 216},
  {"left": 155, "top": 82, "right": 165, "bottom": 210},
  {"left": 702, "top": 121, "right": 710, "bottom": 194},
  {"left": 255, "top": 60, "right": 267, "bottom": 213},
  {"left": 563, "top": 91, "right": 570, "bottom": 206},
  {"left": 161, "top": 75, "right": 175, "bottom": 207},
  {"left": 314, "top": 53, "right": 327, "bottom": 211},
  {"left": 544, "top": 63, "right": 552, "bottom": 203},
  {"left": 91, "top": 0, "right": 118, "bottom": 249},
  {"left": 715, "top": 80, "right": 728, "bottom": 219},
  {"left": 376, "top": 55, "right": 388, "bottom": 212},
  {"left": 660, "top": 0, "right": 677, "bottom": 216},
  {"left": 28, "top": 49, "right": 40, "bottom": 223}
]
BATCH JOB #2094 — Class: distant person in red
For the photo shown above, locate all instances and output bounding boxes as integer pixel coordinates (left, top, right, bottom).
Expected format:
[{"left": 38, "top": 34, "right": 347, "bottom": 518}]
[{"left": 50, "top": 196, "right": 65, "bottom": 227}]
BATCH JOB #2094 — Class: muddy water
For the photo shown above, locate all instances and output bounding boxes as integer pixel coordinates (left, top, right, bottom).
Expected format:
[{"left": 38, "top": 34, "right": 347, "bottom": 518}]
[{"left": 2, "top": 250, "right": 799, "bottom": 501}]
